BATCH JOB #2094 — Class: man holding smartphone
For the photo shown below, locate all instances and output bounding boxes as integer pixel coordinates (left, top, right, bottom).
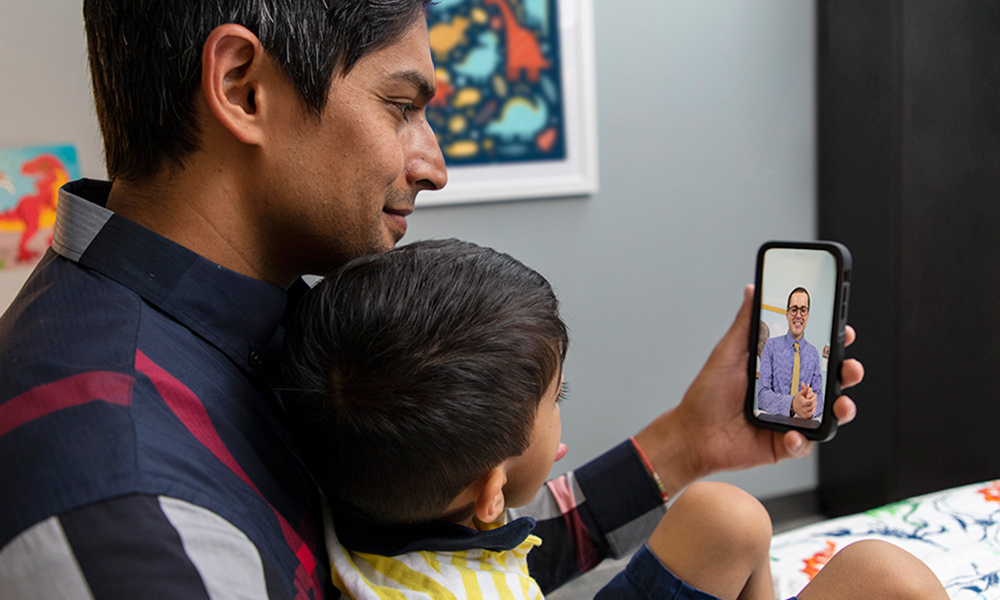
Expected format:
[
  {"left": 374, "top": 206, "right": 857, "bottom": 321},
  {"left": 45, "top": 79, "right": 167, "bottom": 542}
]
[
  {"left": 0, "top": 2, "right": 886, "bottom": 598},
  {"left": 757, "top": 287, "right": 825, "bottom": 420}
]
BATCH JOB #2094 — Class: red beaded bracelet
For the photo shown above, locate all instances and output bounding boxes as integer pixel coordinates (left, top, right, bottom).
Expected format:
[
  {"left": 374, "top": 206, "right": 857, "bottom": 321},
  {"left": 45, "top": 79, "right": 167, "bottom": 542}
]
[{"left": 630, "top": 436, "right": 669, "bottom": 504}]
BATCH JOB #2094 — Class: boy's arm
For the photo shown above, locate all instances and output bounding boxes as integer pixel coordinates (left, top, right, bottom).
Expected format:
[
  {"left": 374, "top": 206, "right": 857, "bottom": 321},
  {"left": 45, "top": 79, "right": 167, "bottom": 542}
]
[{"left": 508, "top": 440, "right": 665, "bottom": 593}]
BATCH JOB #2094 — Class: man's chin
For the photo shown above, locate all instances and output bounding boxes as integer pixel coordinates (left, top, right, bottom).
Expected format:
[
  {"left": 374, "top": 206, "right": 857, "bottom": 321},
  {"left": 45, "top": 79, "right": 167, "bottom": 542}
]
[
  {"left": 388, "top": 228, "right": 406, "bottom": 248},
  {"left": 381, "top": 210, "right": 408, "bottom": 243},
  {"left": 375, "top": 230, "right": 404, "bottom": 254}
]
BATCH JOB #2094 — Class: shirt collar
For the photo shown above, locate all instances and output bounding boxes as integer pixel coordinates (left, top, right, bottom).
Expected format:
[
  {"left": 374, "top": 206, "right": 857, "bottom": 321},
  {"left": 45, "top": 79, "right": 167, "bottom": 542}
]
[
  {"left": 327, "top": 494, "right": 537, "bottom": 556},
  {"left": 54, "top": 179, "right": 289, "bottom": 372},
  {"left": 783, "top": 331, "right": 811, "bottom": 349}
]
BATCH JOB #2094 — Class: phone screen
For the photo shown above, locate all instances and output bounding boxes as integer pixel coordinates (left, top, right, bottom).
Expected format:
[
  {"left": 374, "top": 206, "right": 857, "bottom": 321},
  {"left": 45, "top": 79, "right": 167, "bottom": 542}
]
[{"left": 748, "top": 242, "right": 850, "bottom": 440}]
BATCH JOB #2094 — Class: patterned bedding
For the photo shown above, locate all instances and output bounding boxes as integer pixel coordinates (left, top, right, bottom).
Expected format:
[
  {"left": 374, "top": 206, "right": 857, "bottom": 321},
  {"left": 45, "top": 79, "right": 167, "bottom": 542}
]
[{"left": 770, "top": 480, "right": 1000, "bottom": 599}]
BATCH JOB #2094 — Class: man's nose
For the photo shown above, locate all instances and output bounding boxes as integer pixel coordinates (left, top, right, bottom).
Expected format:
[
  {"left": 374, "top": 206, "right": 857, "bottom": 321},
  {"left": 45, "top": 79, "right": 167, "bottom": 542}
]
[{"left": 408, "top": 118, "right": 448, "bottom": 192}]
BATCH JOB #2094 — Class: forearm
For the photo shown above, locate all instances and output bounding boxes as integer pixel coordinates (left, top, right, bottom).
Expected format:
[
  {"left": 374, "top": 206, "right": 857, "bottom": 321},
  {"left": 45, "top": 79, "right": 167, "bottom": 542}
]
[
  {"left": 757, "top": 387, "right": 793, "bottom": 415},
  {"left": 511, "top": 441, "right": 666, "bottom": 593},
  {"left": 632, "top": 405, "right": 707, "bottom": 499}
]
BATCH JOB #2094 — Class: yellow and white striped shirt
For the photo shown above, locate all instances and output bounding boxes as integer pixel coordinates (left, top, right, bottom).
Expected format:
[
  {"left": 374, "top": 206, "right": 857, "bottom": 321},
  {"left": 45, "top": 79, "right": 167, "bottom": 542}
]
[{"left": 326, "top": 513, "right": 545, "bottom": 600}]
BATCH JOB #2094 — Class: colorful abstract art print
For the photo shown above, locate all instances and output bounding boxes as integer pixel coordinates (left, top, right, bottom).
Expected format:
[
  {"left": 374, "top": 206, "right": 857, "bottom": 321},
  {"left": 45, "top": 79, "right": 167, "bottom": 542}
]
[
  {"left": 427, "top": 0, "right": 567, "bottom": 166},
  {"left": 0, "top": 144, "right": 80, "bottom": 270},
  {"left": 421, "top": 0, "right": 597, "bottom": 206}
]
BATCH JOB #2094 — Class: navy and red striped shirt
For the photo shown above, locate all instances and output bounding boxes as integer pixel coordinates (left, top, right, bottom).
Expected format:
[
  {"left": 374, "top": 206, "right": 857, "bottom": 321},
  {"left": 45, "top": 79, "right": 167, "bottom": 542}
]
[
  {"left": 0, "top": 179, "right": 326, "bottom": 599},
  {"left": 0, "top": 179, "right": 665, "bottom": 598}
]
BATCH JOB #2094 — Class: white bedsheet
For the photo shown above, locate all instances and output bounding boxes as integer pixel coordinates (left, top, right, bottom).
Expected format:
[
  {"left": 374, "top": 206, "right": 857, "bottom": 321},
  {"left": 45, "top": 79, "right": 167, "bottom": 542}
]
[{"left": 770, "top": 480, "right": 1000, "bottom": 599}]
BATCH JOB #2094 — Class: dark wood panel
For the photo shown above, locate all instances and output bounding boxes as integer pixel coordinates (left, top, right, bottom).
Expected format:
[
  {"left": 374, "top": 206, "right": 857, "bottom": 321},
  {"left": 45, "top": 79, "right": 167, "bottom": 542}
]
[
  {"left": 816, "top": 0, "right": 901, "bottom": 517},
  {"left": 896, "top": 0, "right": 1000, "bottom": 499},
  {"left": 817, "top": 0, "right": 1000, "bottom": 516}
]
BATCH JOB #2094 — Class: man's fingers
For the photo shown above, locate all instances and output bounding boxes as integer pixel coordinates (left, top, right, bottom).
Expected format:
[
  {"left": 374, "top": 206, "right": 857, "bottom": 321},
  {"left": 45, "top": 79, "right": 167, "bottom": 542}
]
[
  {"left": 841, "top": 358, "right": 864, "bottom": 389},
  {"left": 845, "top": 325, "right": 856, "bottom": 347},
  {"left": 782, "top": 431, "right": 813, "bottom": 458},
  {"left": 731, "top": 284, "right": 754, "bottom": 337},
  {"left": 833, "top": 396, "right": 857, "bottom": 425},
  {"left": 716, "top": 284, "right": 754, "bottom": 359}
]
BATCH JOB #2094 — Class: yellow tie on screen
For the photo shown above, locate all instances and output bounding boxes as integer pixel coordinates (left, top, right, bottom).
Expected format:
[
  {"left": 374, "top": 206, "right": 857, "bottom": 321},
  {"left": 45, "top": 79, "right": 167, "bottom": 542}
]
[{"left": 790, "top": 342, "right": 801, "bottom": 395}]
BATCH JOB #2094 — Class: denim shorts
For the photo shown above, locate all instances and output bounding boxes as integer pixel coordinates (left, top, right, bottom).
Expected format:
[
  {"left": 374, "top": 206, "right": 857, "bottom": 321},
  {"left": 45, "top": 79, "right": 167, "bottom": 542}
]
[{"left": 594, "top": 544, "right": 798, "bottom": 600}]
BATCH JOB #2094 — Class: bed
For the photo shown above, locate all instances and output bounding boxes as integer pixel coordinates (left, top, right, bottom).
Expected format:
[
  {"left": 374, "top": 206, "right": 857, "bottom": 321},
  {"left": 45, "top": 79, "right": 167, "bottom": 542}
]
[
  {"left": 549, "top": 480, "right": 1000, "bottom": 599},
  {"left": 770, "top": 480, "right": 1000, "bottom": 599}
]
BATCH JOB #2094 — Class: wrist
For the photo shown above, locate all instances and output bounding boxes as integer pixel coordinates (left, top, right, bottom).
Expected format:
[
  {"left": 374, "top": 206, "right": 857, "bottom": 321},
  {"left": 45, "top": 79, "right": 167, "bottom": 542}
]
[
  {"left": 629, "top": 435, "right": 668, "bottom": 503},
  {"left": 633, "top": 407, "right": 706, "bottom": 500}
]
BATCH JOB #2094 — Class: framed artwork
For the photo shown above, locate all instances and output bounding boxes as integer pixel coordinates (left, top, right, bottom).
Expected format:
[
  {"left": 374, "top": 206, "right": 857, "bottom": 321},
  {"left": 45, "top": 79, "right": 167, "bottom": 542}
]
[
  {"left": 0, "top": 144, "right": 79, "bottom": 271},
  {"left": 421, "top": 0, "right": 598, "bottom": 206}
]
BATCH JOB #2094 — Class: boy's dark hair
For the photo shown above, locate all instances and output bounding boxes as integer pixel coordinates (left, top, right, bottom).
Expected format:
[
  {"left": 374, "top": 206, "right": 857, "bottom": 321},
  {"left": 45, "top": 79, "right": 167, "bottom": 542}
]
[
  {"left": 83, "top": 0, "right": 432, "bottom": 182},
  {"left": 282, "top": 239, "right": 568, "bottom": 525}
]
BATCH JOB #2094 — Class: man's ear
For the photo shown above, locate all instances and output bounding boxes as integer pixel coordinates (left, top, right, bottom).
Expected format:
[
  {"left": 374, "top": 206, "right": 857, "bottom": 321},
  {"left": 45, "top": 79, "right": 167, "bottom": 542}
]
[
  {"left": 474, "top": 465, "right": 507, "bottom": 524},
  {"left": 201, "top": 24, "right": 267, "bottom": 145}
]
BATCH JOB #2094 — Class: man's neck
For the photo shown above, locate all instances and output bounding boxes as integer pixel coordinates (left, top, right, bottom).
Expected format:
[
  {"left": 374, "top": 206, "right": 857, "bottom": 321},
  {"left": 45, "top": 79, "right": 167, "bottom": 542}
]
[{"left": 105, "top": 168, "right": 292, "bottom": 287}]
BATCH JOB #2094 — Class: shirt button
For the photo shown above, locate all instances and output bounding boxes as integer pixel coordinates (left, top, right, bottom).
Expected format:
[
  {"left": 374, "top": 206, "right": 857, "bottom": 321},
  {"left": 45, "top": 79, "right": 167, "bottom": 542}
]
[{"left": 248, "top": 351, "right": 263, "bottom": 367}]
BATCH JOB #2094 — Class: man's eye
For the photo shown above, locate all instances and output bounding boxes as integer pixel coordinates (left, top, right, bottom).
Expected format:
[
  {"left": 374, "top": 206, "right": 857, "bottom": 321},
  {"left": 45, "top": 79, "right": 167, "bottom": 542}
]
[{"left": 395, "top": 102, "right": 417, "bottom": 122}]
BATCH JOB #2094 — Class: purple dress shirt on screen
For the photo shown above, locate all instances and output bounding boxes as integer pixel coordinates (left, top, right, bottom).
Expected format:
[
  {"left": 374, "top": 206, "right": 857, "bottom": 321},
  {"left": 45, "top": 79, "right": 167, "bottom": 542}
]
[{"left": 757, "top": 332, "right": 824, "bottom": 418}]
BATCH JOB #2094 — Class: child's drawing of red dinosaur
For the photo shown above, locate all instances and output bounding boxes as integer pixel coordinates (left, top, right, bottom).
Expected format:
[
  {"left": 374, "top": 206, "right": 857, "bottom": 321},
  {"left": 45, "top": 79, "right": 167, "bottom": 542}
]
[
  {"left": 485, "top": 0, "right": 550, "bottom": 83},
  {"left": 0, "top": 154, "right": 68, "bottom": 263}
]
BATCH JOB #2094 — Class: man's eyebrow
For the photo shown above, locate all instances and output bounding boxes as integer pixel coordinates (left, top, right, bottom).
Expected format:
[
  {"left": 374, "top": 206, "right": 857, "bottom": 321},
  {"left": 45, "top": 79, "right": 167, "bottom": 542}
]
[{"left": 390, "top": 70, "right": 436, "bottom": 101}]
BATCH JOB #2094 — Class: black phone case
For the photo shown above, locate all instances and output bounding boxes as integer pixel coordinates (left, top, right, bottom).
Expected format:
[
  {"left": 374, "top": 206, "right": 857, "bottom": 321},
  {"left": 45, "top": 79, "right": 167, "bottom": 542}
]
[{"left": 744, "top": 240, "right": 852, "bottom": 442}]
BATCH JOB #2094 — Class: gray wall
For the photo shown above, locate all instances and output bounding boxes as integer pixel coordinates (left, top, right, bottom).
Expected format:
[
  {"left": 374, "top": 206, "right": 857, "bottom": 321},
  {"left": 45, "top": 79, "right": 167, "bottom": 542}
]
[{"left": 0, "top": 0, "right": 819, "bottom": 499}]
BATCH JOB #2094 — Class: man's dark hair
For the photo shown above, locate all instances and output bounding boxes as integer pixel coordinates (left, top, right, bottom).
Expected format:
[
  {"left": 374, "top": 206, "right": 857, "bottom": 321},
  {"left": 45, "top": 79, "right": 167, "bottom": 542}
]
[
  {"left": 787, "top": 287, "right": 810, "bottom": 309},
  {"left": 83, "top": 0, "right": 431, "bottom": 182},
  {"left": 281, "top": 239, "right": 569, "bottom": 524}
]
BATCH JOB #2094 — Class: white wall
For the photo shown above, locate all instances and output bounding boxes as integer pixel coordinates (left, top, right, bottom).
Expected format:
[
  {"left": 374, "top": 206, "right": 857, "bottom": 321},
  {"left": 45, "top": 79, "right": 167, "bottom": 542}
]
[
  {"left": 0, "top": 0, "right": 99, "bottom": 307},
  {"left": 0, "top": 0, "right": 819, "bottom": 499}
]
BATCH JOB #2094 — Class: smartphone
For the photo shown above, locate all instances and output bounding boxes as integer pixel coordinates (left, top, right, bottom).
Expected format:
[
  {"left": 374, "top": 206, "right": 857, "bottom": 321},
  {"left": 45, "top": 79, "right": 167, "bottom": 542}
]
[{"left": 745, "top": 241, "right": 852, "bottom": 442}]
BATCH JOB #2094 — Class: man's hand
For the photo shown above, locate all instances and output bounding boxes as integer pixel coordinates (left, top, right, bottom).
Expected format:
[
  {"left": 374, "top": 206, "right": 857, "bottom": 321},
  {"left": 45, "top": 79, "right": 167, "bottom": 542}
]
[
  {"left": 633, "top": 285, "right": 863, "bottom": 498},
  {"left": 791, "top": 383, "right": 817, "bottom": 419}
]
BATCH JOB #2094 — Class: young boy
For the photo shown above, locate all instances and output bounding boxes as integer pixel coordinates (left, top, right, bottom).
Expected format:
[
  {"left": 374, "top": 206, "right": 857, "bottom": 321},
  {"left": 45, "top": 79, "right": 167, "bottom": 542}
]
[{"left": 281, "top": 239, "right": 948, "bottom": 600}]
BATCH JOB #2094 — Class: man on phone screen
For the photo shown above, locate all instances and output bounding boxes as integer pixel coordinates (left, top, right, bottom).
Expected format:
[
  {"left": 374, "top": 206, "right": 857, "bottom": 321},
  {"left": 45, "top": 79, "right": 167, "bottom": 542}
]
[{"left": 757, "top": 287, "right": 824, "bottom": 420}]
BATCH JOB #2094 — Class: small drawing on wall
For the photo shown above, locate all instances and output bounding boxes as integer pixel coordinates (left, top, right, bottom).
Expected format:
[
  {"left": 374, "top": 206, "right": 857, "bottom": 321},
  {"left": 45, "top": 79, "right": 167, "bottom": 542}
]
[
  {"left": 0, "top": 144, "right": 80, "bottom": 271},
  {"left": 421, "top": 0, "right": 597, "bottom": 206}
]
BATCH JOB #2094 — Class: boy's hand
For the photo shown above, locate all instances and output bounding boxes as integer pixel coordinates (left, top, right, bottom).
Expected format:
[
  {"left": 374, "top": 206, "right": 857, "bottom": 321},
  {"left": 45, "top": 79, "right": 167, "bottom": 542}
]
[{"left": 634, "top": 285, "right": 863, "bottom": 498}]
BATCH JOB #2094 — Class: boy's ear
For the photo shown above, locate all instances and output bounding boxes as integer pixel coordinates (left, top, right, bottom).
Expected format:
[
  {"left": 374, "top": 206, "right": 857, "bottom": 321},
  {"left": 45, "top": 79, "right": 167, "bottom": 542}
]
[
  {"left": 474, "top": 465, "right": 507, "bottom": 524},
  {"left": 201, "top": 24, "right": 267, "bottom": 145}
]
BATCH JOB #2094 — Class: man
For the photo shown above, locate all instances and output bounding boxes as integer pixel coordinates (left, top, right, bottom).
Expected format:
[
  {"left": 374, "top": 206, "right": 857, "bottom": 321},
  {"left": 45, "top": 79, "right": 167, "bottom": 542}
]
[
  {"left": 0, "top": 3, "right": 444, "bottom": 598},
  {"left": 0, "top": 1, "right": 867, "bottom": 598},
  {"left": 758, "top": 287, "right": 825, "bottom": 419}
]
